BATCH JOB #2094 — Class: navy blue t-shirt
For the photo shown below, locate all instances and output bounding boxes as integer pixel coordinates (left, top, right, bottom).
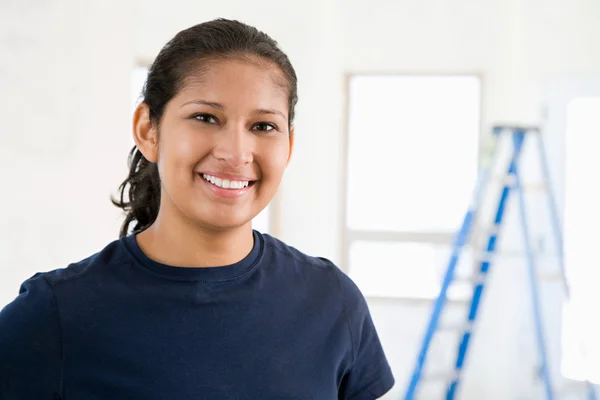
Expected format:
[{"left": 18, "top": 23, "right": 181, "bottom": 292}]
[{"left": 0, "top": 231, "right": 394, "bottom": 399}]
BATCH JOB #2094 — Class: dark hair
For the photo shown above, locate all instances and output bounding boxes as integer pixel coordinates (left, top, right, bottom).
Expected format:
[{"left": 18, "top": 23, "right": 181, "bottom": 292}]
[{"left": 112, "top": 18, "right": 298, "bottom": 237}]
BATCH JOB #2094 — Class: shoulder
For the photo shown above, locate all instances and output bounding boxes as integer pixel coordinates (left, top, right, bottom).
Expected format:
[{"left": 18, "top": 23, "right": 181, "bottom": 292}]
[
  {"left": 0, "top": 236, "right": 131, "bottom": 348},
  {"left": 260, "top": 232, "right": 365, "bottom": 306},
  {"left": 0, "top": 272, "right": 63, "bottom": 395},
  {"left": 259, "top": 233, "right": 395, "bottom": 398},
  {"left": 34, "top": 236, "right": 131, "bottom": 287},
  {"left": 0, "top": 236, "right": 127, "bottom": 397},
  {"left": 261, "top": 232, "right": 345, "bottom": 275},
  {"left": 0, "top": 237, "right": 130, "bottom": 329},
  {"left": 1, "top": 236, "right": 129, "bottom": 326}
]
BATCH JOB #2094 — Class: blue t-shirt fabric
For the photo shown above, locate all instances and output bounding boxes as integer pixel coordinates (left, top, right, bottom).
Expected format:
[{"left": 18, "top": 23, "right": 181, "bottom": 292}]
[{"left": 0, "top": 231, "right": 394, "bottom": 399}]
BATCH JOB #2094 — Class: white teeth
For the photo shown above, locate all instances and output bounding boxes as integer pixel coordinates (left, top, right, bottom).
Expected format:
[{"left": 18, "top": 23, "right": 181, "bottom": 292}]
[{"left": 201, "top": 174, "right": 250, "bottom": 189}]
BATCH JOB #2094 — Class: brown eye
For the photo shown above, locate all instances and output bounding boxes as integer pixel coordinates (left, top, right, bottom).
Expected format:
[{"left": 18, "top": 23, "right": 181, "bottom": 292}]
[
  {"left": 193, "top": 114, "right": 218, "bottom": 124},
  {"left": 252, "top": 122, "right": 276, "bottom": 132}
]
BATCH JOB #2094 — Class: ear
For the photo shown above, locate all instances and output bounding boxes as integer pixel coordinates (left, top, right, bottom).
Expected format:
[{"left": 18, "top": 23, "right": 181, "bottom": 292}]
[
  {"left": 287, "top": 126, "right": 294, "bottom": 166},
  {"left": 133, "top": 103, "right": 159, "bottom": 163}
]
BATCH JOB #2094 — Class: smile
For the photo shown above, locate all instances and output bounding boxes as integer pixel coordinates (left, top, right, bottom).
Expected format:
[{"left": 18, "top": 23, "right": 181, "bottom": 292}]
[{"left": 201, "top": 173, "right": 251, "bottom": 190}]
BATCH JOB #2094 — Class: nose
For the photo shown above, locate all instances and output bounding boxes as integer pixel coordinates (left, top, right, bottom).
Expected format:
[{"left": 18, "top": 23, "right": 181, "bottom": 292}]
[{"left": 212, "top": 123, "right": 254, "bottom": 167}]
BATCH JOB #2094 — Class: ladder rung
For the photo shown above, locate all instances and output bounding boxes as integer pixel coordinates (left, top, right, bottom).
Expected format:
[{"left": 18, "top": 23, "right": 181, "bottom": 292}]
[
  {"left": 423, "top": 369, "right": 459, "bottom": 383},
  {"left": 537, "top": 270, "right": 566, "bottom": 282},
  {"left": 492, "top": 174, "right": 516, "bottom": 187},
  {"left": 473, "top": 225, "right": 501, "bottom": 238},
  {"left": 476, "top": 251, "right": 495, "bottom": 263},
  {"left": 446, "top": 297, "right": 471, "bottom": 306},
  {"left": 520, "top": 182, "right": 549, "bottom": 192},
  {"left": 454, "top": 274, "right": 486, "bottom": 285},
  {"left": 492, "top": 175, "right": 548, "bottom": 192},
  {"left": 438, "top": 321, "right": 472, "bottom": 333}
]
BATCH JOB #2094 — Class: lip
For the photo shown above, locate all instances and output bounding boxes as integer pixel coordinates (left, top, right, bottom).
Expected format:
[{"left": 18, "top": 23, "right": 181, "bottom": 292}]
[{"left": 197, "top": 173, "right": 255, "bottom": 199}]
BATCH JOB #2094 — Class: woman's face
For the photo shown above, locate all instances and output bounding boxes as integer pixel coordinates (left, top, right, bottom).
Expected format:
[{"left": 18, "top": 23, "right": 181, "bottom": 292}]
[{"left": 136, "top": 58, "right": 292, "bottom": 232}]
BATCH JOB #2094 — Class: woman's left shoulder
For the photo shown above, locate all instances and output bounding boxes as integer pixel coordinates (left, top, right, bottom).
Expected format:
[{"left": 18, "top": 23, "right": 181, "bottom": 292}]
[
  {"left": 259, "top": 232, "right": 361, "bottom": 298},
  {"left": 260, "top": 232, "right": 340, "bottom": 271}
]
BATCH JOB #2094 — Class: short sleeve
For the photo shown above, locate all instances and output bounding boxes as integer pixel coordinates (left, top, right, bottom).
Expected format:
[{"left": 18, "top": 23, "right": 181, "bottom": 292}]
[
  {"left": 0, "top": 273, "right": 63, "bottom": 399},
  {"left": 336, "top": 271, "right": 395, "bottom": 400}
]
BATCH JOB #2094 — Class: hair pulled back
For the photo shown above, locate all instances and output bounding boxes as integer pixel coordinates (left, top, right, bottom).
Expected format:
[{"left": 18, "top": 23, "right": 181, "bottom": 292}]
[{"left": 112, "top": 19, "right": 298, "bottom": 237}]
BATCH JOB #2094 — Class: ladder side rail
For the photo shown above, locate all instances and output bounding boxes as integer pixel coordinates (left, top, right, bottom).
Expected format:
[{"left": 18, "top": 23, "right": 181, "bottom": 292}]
[
  {"left": 532, "top": 129, "right": 569, "bottom": 295},
  {"left": 445, "top": 132, "right": 523, "bottom": 399},
  {"left": 403, "top": 134, "right": 502, "bottom": 400},
  {"left": 514, "top": 129, "right": 555, "bottom": 400},
  {"left": 403, "top": 200, "right": 480, "bottom": 400}
]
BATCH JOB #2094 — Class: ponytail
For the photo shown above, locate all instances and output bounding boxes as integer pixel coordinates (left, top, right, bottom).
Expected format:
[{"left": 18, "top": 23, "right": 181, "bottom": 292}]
[{"left": 112, "top": 146, "right": 161, "bottom": 237}]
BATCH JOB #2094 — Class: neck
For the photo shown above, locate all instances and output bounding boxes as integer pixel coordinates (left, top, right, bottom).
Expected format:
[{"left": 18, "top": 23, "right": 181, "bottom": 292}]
[{"left": 135, "top": 206, "right": 254, "bottom": 268}]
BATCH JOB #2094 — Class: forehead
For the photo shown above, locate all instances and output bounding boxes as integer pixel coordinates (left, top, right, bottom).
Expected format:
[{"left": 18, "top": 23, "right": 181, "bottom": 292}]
[{"left": 176, "top": 58, "right": 289, "bottom": 110}]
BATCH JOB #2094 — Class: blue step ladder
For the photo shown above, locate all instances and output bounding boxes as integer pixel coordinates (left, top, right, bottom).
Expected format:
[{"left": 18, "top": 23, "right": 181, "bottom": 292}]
[{"left": 403, "top": 125, "right": 597, "bottom": 400}]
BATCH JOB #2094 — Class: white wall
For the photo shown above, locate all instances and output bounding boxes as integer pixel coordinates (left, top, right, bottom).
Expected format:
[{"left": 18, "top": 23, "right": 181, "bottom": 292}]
[
  {"left": 0, "top": 0, "right": 134, "bottom": 306},
  {"left": 2, "top": 0, "right": 600, "bottom": 398}
]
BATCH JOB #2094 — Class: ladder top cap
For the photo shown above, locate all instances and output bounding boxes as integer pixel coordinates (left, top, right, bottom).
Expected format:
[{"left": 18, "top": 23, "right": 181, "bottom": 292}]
[{"left": 492, "top": 125, "right": 540, "bottom": 134}]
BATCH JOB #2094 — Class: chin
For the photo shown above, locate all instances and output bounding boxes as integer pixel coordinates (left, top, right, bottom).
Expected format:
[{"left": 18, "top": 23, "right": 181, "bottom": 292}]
[{"left": 195, "top": 213, "right": 253, "bottom": 232}]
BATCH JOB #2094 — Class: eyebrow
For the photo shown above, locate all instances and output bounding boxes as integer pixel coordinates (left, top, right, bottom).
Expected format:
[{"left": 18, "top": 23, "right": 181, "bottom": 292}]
[
  {"left": 181, "top": 99, "right": 286, "bottom": 120},
  {"left": 253, "top": 108, "right": 286, "bottom": 120},
  {"left": 181, "top": 99, "right": 224, "bottom": 110}
]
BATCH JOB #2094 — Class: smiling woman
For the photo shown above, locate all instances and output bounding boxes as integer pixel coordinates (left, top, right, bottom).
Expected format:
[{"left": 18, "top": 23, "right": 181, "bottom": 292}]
[
  {"left": 124, "top": 56, "right": 294, "bottom": 268},
  {"left": 132, "top": 65, "right": 275, "bottom": 234},
  {"left": 0, "top": 18, "right": 394, "bottom": 400}
]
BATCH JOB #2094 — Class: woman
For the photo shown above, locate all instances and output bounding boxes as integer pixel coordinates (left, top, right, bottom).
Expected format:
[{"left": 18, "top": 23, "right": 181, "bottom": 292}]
[{"left": 0, "top": 19, "right": 394, "bottom": 399}]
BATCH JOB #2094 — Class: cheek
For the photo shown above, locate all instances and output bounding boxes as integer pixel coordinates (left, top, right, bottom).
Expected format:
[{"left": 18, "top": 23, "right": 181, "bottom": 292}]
[
  {"left": 259, "top": 139, "right": 290, "bottom": 177},
  {"left": 162, "top": 127, "right": 211, "bottom": 169}
]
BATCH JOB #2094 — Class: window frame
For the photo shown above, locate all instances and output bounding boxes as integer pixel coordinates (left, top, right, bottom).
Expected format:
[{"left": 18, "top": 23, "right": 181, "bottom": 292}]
[{"left": 340, "top": 72, "right": 484, "bottom": 300}]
